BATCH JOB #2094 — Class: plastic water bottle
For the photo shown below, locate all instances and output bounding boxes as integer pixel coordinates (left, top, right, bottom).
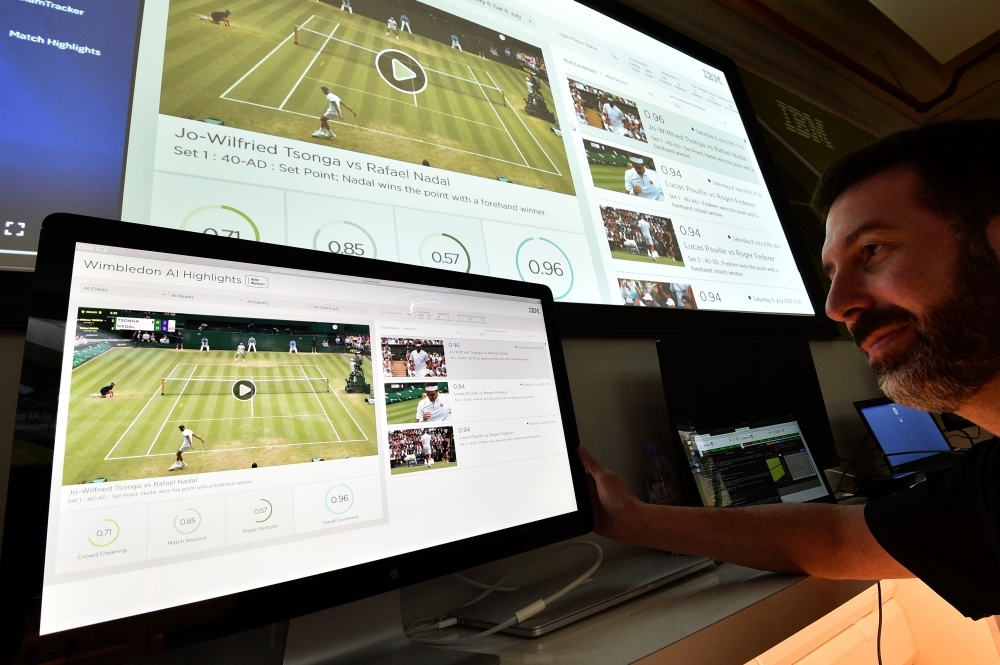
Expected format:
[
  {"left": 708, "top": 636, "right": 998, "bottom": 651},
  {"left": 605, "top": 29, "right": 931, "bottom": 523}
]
[{"left": 645, "top": 443, "right": 680, "bottom": 505}]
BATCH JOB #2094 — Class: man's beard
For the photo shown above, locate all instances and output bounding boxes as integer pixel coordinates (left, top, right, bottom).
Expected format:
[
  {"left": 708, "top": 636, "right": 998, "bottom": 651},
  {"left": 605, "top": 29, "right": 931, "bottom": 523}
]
[{"left": 850, "top": 239, "right": 1000, "bottom": 413}]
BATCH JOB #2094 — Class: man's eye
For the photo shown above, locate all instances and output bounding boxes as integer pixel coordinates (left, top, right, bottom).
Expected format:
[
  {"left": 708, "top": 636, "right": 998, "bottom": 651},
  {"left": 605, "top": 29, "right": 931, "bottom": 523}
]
[{"left": 861, "top": 244, "right": 882, "bottom": 261}]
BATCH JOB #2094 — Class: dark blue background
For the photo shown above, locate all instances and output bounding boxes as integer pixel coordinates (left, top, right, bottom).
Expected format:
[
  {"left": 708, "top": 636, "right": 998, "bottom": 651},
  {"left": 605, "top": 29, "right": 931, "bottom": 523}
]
[
  {"left": 861, "top": 402, "right": 951, "bottom": 468},
  {"left": 0, "top": 0, "right": 142, "bottom": 267}
]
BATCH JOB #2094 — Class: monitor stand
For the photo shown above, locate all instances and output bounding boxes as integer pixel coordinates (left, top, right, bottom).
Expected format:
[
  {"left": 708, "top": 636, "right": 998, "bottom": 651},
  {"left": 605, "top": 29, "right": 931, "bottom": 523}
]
[{"left": 283, "top": 589, "right": 499, "bottom": 665}]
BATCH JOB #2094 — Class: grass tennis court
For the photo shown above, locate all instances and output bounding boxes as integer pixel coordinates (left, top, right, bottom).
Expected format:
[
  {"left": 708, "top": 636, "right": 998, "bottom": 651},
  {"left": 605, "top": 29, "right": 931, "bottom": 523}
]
[
  {"left": 161, "top": 0, "right": 573, "bottom": 192},
  {"left": 386, "top": 398, "right": 419, "bottom": 425},
  {"left": 63, "top": 348, "right": 375, "bottom": 484},
  {"left": 588, "top": 163, "right": 628, "bottom": 195},
  {"left": 391, "top": 461, "right": 458, "bottom": 475},
  {"left": 610, "top": 250, "right": 684, "bottom": 266}
]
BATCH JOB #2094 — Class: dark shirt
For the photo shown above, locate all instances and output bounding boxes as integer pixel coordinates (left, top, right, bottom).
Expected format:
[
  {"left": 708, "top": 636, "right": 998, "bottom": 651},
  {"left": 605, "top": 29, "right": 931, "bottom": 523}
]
[
  {"left": 100, "top": 384, "right": 113, "bottom": 395},
  {"left": 211, "top": 11, "right": 228, "bottom": 22},
  {"left": 865, "top": 439, "right": 1000, "bottom": 619}
]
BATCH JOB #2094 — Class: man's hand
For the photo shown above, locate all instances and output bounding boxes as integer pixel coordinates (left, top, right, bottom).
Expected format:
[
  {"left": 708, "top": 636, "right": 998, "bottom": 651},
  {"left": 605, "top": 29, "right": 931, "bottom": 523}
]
[
  {"left": 632, "top": 185, "right": 642, "bottom": 195},
  {"left": 578, "top": 446, "right": 644, "bottom": 543}
]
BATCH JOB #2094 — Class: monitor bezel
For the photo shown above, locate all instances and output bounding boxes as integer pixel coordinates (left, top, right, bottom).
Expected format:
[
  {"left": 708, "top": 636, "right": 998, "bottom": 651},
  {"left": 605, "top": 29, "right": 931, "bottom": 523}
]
[
  {"left": 2, "top": 213, "right": 593, "bottom": 652},
  {"left": 0, "top": 0, "right": 838, "bottom": 338},
  {"left": 853, "top": 397, "right": 954, "bottom": 474}
]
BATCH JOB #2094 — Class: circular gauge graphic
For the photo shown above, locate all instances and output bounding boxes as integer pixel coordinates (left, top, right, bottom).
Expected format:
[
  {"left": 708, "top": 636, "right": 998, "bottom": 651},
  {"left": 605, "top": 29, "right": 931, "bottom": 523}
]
[
  {"left": 325, "top": 484, "right": 355, "bottom": 515},
  {"left": 88, "top": 518, "right": 120, "bottom": 548},
  {"left": 181, "top": 205, "right": 261, "bottom": 241},
  {"left": 249, "top": 498, "right": 273, "bottom": 523},
  {"left": 515, "top": 237, "right": 574, "bottom": 300},
  {"left": 418, "top": 233, "right": 471, "bottom": 273},
  {"left": 312, "top": 221, "right": 378, "bottom": 259}
]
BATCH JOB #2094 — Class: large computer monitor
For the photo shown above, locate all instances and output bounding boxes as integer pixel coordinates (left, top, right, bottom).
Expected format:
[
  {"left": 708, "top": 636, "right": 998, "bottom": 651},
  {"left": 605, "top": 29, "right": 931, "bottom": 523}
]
[
  {"left": 0, "top": 0, "right": 831, "bottom": 335},
  {"left": 2, "top": 214, "right": 591, "bottom": 657}
]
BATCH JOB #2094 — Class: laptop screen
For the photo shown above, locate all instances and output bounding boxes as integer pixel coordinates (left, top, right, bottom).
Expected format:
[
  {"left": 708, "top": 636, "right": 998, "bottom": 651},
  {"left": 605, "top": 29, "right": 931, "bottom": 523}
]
[
  {"left": 857, "top": 402, "right": 950, "bottom": 469},
  {"left": 677, "top": 419, "right": 830, "bottom": 507}
]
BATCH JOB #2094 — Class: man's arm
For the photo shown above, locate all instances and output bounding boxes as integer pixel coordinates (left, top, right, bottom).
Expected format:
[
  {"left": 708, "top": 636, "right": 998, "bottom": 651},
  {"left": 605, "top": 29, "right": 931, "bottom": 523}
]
[
  {"left": 340, "top": 101, "right": 358, "bottom": 117},
  {"left": 579, "top": 447, "right": 912, "bottom": 580}
]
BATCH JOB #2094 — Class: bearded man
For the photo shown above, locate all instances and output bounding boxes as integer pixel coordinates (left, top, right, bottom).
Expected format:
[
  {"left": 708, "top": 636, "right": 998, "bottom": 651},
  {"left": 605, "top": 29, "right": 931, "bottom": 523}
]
[{"left": 579, "top": 120, "right": 1000, "bottom": 619}]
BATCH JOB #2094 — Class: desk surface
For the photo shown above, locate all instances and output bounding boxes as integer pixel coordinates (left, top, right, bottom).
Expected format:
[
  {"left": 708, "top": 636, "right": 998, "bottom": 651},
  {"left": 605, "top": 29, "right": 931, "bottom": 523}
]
[
  {"left": 437, "top": 565, "right": 873, "bottom": 665},
  {"left": 133, "top": 564, "right": 873, "bottom": 665}
]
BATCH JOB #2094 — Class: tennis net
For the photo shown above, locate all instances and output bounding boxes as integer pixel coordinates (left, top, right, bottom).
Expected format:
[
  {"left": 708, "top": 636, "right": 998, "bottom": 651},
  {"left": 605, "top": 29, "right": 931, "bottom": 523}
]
[{"left": 161, "top": 376, "right": 330, "bottom": 395}]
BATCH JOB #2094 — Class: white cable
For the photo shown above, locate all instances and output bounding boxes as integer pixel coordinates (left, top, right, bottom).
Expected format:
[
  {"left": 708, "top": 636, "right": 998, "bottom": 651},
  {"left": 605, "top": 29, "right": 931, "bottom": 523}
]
[{"left": 409, "top": 541, "right": 603, "bottom": 643}]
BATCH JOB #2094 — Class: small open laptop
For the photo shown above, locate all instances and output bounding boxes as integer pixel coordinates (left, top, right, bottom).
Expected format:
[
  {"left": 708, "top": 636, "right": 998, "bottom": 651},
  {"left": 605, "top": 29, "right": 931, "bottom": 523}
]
[
  {"left": 675, "top": 415, "right": 836, "bottom": 507},
  {"left": 854, "top": 397, "right": 958, "bottom": 474}
]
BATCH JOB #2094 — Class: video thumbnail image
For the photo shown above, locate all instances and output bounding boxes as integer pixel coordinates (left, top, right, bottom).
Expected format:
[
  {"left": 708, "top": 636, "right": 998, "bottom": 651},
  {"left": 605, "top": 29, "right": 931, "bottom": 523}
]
[
  {"left": 381, "top": 338, "right": 447, "bottom": 378},
  {"left": 385, "top": 381, "right": 451, "bottom": 425},
  {"left": 601, "top": 205, "right": 683, "bottom": 266},
  {"left": 568, "top": 79, "right": 646, "bottom": 142},
  {"left": 584, "top": 140, "right": 664, "bottom": 202},
  {"left": 160, "top": 0, "right": 573, "bottom": 193},
  {"left": 388, "top": 426, "right": 457, "bottom": 474},
  {"left": 618, "top": 279, "right": 697, "bottom": 309},
  {"left": 63, "top": 309, "right": 375, "bottom": 484}
]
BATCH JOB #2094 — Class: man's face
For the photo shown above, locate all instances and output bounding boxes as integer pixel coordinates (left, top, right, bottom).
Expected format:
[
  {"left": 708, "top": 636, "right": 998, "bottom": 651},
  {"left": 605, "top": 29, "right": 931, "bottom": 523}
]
[
  {"left": 634, "top": 163, "right": 645, "bottom": 175},
  {"left": 822, "top": 166, "right": 1000, "bottom": 412},
  {"left": 427, "top": 389, "right": 438, "bottom": 400}
]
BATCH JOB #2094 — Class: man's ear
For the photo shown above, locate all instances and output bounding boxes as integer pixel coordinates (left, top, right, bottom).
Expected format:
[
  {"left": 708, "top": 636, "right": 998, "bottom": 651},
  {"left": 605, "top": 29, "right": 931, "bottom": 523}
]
[{"left": 989, "top": 213, "right": 1000, "bottom": 261}]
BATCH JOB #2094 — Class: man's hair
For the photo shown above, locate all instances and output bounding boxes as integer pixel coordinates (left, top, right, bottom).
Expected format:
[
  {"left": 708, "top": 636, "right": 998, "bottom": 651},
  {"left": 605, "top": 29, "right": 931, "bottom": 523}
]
[{"left": 813, "top": 119, "right": 1000, "bottom": 238}]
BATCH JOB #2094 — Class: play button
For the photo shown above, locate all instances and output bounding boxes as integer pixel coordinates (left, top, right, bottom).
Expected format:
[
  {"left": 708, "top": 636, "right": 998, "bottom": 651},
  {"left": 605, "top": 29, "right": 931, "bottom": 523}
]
[
  {"left": 393, "top": 59, "right": 417, "bottom": 82},
  {"left": 232, "top": 380, "right": 256, "bottom": 401},
  {"left": 375, "top": 49, "right": 427, "bottom": 94}
]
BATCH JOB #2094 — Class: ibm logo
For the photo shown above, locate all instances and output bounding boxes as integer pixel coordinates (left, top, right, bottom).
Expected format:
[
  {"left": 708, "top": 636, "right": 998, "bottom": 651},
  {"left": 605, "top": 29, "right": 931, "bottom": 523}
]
[
  {"left": 776, "top": 100, "right": 834, "bottom": 148},
  {"left": 703, "top": 70, "right": 722, "bottom": 85}
]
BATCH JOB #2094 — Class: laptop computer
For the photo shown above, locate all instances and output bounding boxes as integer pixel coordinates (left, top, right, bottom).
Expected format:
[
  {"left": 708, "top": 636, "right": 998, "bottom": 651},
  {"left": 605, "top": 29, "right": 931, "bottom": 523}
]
[
  {"left": 675, "top": 415, "right": 836, "bottom": 507},
  {"left": 450, "top": 547, "right": 714, "bottom": 636},
  {"left": 854, "top": 397, "right": 958, "bottom": 474}
]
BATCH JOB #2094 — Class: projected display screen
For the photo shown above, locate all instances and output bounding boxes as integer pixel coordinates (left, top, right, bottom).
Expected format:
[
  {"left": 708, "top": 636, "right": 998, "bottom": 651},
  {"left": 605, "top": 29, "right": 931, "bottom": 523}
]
[
  {"left": 40, "top": 242, "right": 576, "bottom": 634},
  {"left": 1, "top": 0, "right": 815, "bottom": 316}
]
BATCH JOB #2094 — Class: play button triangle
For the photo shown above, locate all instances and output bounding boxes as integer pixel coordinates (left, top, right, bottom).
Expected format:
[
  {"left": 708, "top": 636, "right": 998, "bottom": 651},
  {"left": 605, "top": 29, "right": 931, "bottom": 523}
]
[
  {"left": 239, "top": 384, "right": 252, "bottom": 397},
  {"left": 392, "top": 58, "right": 417, "bottom": 82}
]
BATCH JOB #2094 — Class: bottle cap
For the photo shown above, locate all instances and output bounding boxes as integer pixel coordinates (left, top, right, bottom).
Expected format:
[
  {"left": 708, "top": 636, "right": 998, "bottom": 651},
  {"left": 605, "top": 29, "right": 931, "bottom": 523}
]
[{"left": 645, "top": 442, "right": 663, "bottom": 455}]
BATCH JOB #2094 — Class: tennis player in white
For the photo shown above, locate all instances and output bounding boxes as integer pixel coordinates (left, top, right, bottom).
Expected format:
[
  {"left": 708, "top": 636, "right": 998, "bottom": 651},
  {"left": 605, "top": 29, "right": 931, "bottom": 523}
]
[
  {"left": 386, "top": 17, "right": 398, "bottom": 39},
  {"left": 602, "top": 98, "right": 627, "bottom": 135},
  {"left": 409, "top": 342, "right": 430, "bottom": 377},
  {"left": 624, "top": 156, "right": 665, "bottom": 201},
  {"left": 415, "top": 384, "right": 451, "bottom": 422},
  {"left": 638, "top": 216, "right": 658, "bottom": 261},
  {"left": 235, "top": 342, "right": 246, "bottom": 362},
  {"left": 170, "top": 425, "right": 204, "bottom": 471},
  {"left": 420, "top": 431, "right": 434, "bottom": 467},
  {"left": 313, "top": 86, "right": 357, "bottom": 139}
]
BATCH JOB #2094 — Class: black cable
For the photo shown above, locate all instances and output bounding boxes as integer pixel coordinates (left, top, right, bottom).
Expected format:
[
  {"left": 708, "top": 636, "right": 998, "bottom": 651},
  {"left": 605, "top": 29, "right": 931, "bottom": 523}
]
[{"left": 876, "top": 581, "right": 883, "bottom": 665}]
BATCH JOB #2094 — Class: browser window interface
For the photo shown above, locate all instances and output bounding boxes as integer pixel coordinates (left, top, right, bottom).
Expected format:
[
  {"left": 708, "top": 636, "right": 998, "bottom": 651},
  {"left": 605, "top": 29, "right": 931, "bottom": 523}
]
[
  {"left": 2, "top": 0, "right": 816, "bottom": 317},
  {"left": 39, "top": 242, "right": 576, "bottom": 634},
  {"left": 678, "top": 420, "right": 828, "bottom": 507}
]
